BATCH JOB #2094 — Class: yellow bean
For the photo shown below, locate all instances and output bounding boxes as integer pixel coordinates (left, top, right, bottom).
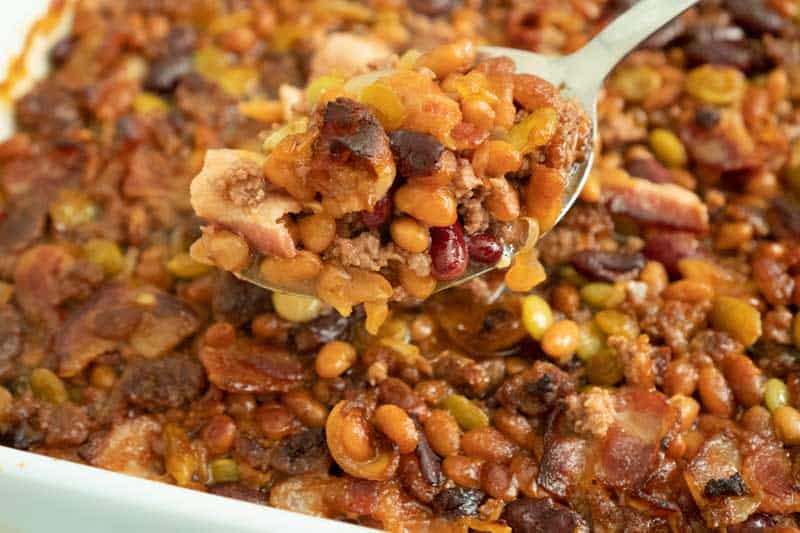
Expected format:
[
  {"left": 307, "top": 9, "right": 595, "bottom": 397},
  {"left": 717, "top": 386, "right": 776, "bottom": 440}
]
[
  {"left": 521, "top": 295, "right": 553, "bottom": 341},
  {"left": 649, "top": 128, "right": 687, "bottom": 168},
  {"left": 711, "top": 296, "right": 762, "bottom": 347}
]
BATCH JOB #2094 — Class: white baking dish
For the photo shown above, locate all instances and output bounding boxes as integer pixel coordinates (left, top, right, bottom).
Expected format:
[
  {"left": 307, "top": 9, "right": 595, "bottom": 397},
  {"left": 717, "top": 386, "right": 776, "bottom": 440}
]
[{"left": 0, "top": 3, "right": 367, "bottom": 532}]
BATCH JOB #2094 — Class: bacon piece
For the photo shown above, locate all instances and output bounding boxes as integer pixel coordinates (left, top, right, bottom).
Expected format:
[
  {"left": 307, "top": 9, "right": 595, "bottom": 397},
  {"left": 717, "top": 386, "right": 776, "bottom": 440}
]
[
  {"left": 190, "top": 149, "right": 301, "bottom": 258},
  {"left": 199, "top": 336, "right": 307, "bottom": 393},
  {"left": 596, "top": 388, "right": 677, "bottom": 489},
  {"left": 14, "top": 244, "right": 103, "bottom": 330},
  {"left": 269, "top": 475, "right": 423, "bottom": 528},
  {"left": 309, "top": 33, "right": 392, "bottom": 79},
  {"left": 128, "top": 291, "right": 201, "bottom": 358},
  {"left": 545, "top": 387, "right": 677, "bottom": 499},
  {"left": 685, "top": 433, "right": 760, "bottom": 528},
  {"left": 680, "top": 109, "right": 758, "bottom": 171},
  {"left": 742, "top": 441, "right": 800, "bottom": 515},
  {"left": 538, "top": 433, "right": 588, "bottom": 498},
  {"left": 602, "top": 169, "right": 709, "bottom": 232},
  {"left": 0, "top": 191, "right": 49, "bottom": 254},
  {"left": 86, "top": 416, "right": 163, "bottom": 480},
  {"left": 124, "top": 145, "right": 185, "bottom": 202},
  {"left": 56, "top": 285, "right": 200, "bottom": 377}
]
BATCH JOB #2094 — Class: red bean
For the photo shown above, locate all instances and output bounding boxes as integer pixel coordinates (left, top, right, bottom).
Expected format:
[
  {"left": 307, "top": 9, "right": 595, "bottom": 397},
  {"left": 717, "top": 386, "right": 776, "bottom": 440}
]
[
  {"left": 726, "top": 0, "right": 785, "bottom": 35},
  {"left": 685, "top": 30, "right": 766, "bottom": 75},
  {"left": 625, "top": 157, "right": 672, "bottom": 184},
  {"left": 467, "top": 233, "right": 503, "bottom": 264},
  {"left": 408, "top": 0, "right": 454, "bottom": 16},
  {"left": 642, "top": 231, "right": 700, "bottom": 275},
  {"left": 361, "top": 195, "right": 393, "bottom": 229},
  {"left": 430, "top": 223, "right": 468, "bottom": 281}
]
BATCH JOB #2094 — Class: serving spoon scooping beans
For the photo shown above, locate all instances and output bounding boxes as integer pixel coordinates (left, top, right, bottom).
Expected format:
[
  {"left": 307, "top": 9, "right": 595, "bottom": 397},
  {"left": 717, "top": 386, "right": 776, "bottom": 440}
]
[{"left": 235, "top": 0, "right": 699, "bottom": 296}]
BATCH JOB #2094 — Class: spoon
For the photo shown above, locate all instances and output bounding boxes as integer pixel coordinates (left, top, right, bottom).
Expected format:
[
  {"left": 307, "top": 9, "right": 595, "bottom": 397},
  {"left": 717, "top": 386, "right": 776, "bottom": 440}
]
[
  {"left": 439, "top": 0, "right": 700, "bottom": 288},
  {"left": 237, "top": 0, "right": 699, "bottom": 295}
]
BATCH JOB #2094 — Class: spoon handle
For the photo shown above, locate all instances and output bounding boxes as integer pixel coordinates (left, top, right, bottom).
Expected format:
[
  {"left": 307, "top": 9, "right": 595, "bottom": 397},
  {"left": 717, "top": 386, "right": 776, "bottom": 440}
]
[{"left": 568, "top": 0, "right": 699, "bottom": 89}]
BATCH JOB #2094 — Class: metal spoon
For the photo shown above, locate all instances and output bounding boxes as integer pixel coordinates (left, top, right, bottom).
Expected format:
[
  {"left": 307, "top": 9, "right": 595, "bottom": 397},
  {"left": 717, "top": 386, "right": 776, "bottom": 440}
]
[{"left": 238, "top": 0, "right": 699, "bottom": 295}]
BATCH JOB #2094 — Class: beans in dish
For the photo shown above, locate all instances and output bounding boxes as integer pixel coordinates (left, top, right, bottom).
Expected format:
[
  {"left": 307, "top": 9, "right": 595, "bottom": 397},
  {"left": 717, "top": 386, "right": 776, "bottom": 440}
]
[
  {"left": 0, "top": 1, "right": 800, "bottom": 532},
  {"left": 189, "top": 40, "right": 590, "bottom": 331}
]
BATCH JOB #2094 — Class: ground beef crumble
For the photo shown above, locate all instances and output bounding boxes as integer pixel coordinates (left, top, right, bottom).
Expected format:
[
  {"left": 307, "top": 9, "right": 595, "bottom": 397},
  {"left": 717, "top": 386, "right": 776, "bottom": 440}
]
[
  {"left": 223, "top": 164, "right": 266, "bottom": 207},
  {"left": 566, "top": 387, "right": 616, "bottom": 439}
]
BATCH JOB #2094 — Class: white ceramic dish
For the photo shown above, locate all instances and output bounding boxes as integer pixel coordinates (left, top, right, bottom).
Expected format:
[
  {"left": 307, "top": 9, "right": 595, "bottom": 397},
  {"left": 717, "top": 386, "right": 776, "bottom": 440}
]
[{"left": 0, "top": 3, "right": 368, "bottom": 532}]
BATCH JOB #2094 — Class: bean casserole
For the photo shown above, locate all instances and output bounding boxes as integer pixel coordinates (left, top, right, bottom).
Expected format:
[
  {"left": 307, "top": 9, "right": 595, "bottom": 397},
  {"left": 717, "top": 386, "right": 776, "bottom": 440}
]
[{"left": 1, "top": 0, "right": 800, "bottom": 531}]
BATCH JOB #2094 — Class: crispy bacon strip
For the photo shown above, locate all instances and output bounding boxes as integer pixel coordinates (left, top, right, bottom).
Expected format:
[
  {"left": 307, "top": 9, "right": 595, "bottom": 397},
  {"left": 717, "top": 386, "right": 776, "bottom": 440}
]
[{"left": 602, "top": 169, "right": 709, "bottom": 232}]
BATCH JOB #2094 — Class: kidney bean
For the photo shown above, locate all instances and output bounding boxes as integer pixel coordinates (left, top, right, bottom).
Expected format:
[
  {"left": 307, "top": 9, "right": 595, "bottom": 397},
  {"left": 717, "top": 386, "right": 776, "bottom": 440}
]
[
  {"left": 360, "top": 195, "right": 393, "bottom": 229},
  {"left": 643, "top": 231, "right": 700, "bottom": 275},
  {"left": 416, "top": 430, "right": 444, "bottom": 486},
  {"left": 686, "top": 32, "right": 770, "bottom": 75},
  {"left": 467, "top": 233, "right": 503, "bottom": 264},
  {"left": 408, "top": 0, "right": 455, "bottom": 17},
  {"left": 625, "top": 157, "right": 672, "bottom": 184},
  {"left": 430, "top": 223, "right": 468, "bottom": 281},
  {"left": 431, "top": 488, "right": 485, "bottom": 519},
  {"left": 726, "top": 0, "right": 785, "bottom": 35},
  {"left": 571, "top": 250, "right": 646, "bottom": 282},
  {"left": 502, "top": 497, "right": 588, "bottom": 533}
]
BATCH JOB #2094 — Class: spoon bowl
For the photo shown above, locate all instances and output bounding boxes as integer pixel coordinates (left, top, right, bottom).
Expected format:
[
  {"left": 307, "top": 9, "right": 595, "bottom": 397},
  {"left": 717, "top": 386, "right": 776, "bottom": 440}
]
[{"left": 237, "top": 0, "right": 699, "bottom": 296}]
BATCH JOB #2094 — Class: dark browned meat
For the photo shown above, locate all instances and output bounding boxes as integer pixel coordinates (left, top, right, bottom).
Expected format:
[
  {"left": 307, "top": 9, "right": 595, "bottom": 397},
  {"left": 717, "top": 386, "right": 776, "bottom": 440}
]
[{"left": 118, "top": 353, "right": 206, "bottom": 410}]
